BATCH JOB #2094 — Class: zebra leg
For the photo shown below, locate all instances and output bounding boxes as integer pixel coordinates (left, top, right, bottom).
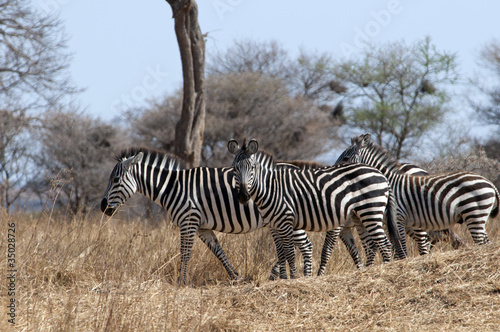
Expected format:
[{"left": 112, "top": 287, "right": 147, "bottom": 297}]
[
  {"left": 197, "top": 229, "right": 239, "bottom": 280},
  {"left": 270, "top": 263, "right": 280, "bottom": 281},
  {"left": 385, "top": 191, "right": 407, "bottom": 261},
  {"left": 317, "top": 228, "right": 342, "bottom": 276},
  {"left": 354, "top": 222, "right": 377, "bottom": 266},
  {"left": 360, "top": 219, "right": 392, "bottom": 263},
  {"left": 293, "top": 229, "right": 313, "bottom": 277},
  {"left": 409, "top": 228, "right": 431, "bottom": 255},
  {"left": 465, "top": 218, "right": 491, "bottom": 245},
  {"left": 339, "top": 227, "right": 363, "bottom": 269},
  {"left": 270, "top": 228, "right": 284, "bottom": 280},
  {"left": 397, "top": 220, "right": 408, "bottom": 258},
  {"left": 278, "top": 223, "right": 298, "bottom": 279},
  {"left": 178, "top": 222, "right": 199, "bottom": 284},
  {"left": 270, "top": 228, "right": 289, "bottom": 280},
  {"left": 271, "top": 229, "right": 313, "bottom": 279}
]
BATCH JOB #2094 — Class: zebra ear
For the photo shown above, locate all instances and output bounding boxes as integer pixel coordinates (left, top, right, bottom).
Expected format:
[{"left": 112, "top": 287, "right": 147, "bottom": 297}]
[
  {"left": 123, "top": 152, "right": 143, "bottom": 170},
  {"left": 247, "top": 139, "right": 259, "bottom": 154},
  {"left": 228, "top": 139, "right": 239, "bottom": 154},
  {"left": 361, "top": 134, "right": 371, "bottom": 147}
]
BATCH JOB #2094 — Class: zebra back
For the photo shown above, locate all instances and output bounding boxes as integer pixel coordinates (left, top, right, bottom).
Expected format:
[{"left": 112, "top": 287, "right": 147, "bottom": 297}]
[{"left": 103, "top": 147, "right": 268, "bottom": 233}]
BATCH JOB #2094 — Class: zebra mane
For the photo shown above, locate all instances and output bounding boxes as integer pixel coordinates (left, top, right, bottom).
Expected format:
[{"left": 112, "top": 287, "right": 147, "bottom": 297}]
[
  {"left": 254, "top": 149, "right": 277, "bottom": 166},
  {"left": 253, "top": 150, "right": 330, "bottom": 171},
  {"left": 360, "top": 138, "right": 403, "bottom": 171},
  {"left": 114, "top": 147, "right": 186, "bottom": 170},
  {"left": 238, "top": 140, "right": 326, "bottom": 170},
  {"left": 282, "top": 160, "right": 327, "bottom": 169}
]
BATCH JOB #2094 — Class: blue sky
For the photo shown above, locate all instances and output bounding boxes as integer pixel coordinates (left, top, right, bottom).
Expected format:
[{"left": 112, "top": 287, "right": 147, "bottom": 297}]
[{"left": 34, "top": 0, "right": 499, "bottom": 140}]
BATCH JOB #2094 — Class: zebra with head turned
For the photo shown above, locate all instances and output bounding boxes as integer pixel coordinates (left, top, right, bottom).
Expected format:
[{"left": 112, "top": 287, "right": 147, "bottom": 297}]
[
  {"left": 228, "top": 139, "right": 404, "bottom": 279},
  {"left": 335, "top": 134, "right": 500, "bottom": 254},
  {"left": 100, "top": 147, "right": 314, "bottom": 283}
]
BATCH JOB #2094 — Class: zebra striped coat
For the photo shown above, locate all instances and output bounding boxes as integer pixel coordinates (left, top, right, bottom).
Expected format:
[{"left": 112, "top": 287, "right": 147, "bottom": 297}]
[
  {"left": 100, "top": 147, "right": 313, "bottom": 283},
  {"left": 228, "top": 139, "right": 403, "bottom": 279},
  {"left": 287, "top": 161, "right": 428, "bottom": 273},
  {"left": 282, "top": 160, "right": 366, "bottom": 271},
  {"left": 336, "top": 134, "right": 500, "bottom": 253},
  {"left": 317, "top": 162, "right": 429, "bottom": 274},
  {"left": 285, "top": 160, "right": 408, "bottom": 273}
]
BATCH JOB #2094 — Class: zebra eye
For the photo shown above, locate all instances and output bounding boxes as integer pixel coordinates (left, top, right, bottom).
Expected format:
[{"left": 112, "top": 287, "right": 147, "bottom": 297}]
[{"left": 113, "top": 177, "right": 120, "bottom": 184}]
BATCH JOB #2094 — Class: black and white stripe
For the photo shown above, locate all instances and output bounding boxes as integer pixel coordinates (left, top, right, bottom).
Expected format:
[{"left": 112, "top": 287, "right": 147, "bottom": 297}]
[
  {"left": 335, "top": 134, "right": 500, "bottom": 254},
  {"left": 283, "top": 160, "right": 395, "bottom": 273},
  {"left": 317, "top": 162, "right": 429, "bottom": 275},
  {"left": 100, "top": 147, "right": 313, "bottom": 283},
  {"left": 228, "top": 139, "right": 402, "bottom": 279},
  {"left": 279, "top": 160, "right": 365, "bottom": 271}
]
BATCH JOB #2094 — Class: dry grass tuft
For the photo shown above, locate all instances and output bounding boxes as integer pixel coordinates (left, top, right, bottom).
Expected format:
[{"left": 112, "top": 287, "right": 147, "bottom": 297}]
[{"left": 2, "top": 210, "right": 500, "bottom": 331}]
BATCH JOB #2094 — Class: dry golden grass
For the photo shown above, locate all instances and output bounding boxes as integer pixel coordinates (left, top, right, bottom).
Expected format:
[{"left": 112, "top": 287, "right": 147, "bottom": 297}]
[{"left": 2, "top": 208, "right": 500, "bottom": 331}]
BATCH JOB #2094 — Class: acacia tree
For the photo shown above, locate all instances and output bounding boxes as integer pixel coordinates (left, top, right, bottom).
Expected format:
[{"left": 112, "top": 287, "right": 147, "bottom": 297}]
[
  {"left": 287, "top": 49, "right": 346, "bottom": 103},
  {"left": 335, "top": 37, "right": 458, "bottom": 159},
  {"left": 203, "top": 72, "right": 337, "bottom": 166},
  {"left": 472, "top": 39, "right": 500, "bottom": 128},
  {"left": 0, "top": 0, "right": 77, "bottom": 211},
  {"left": 166, "top": 0, "right": 205, "bottom": 168},
  {"left": 124, "top": 92, "right": 182, "bottom": 154},
  {"left": 0, "top": 108, "right": 35, "bottom": 211},
  {"left": 207, "top": 39, "right": 292, "bottom": 79},
  {"left": 31, "top": 107, "right": 122, "bottom": 214},
  {"left": 208, "top": 40, "right": 343, "bottom": 105},
  {"left": 125, "top": 40, "right": 341, "bottom": 166},
  {"left": 0, "top": 0, "right": 76, "bottom": 106},
  {"left": 123, "top": 72, "right": 338, "bottom": 167},
  {"left": 470, "top": 39, "right": 500, "bottom": 188}
]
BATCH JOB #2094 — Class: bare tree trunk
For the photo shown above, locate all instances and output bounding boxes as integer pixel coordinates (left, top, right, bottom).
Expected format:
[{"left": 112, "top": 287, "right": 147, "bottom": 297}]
[{"left": 166, "top": 0, "right": 206, "bottom": 168}]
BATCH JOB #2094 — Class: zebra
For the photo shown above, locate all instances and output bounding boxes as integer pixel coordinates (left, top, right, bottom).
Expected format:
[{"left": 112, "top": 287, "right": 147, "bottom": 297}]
[
  {"left": 228, "top": 138, "right": 404, "bottom": 279},
  {"left": 100, "top": 147, "right": 314, "bottom": 283},
  {"left": 287, "top": 160, "right": 423, "bottom": 274},
  {"left": 378, "top": 163, "right": 464, "bottom": 250},
  {"left": 284, "top": 159, "right": 460, "bottom": 274},
  {"left": 284, "top": 160, "right": 400, "bottom": 273},
  {"left": 335, "top": 133, "right": 500, "bottom": 254},
  {"left": 280, "top": 160, "right": 366, "bottom": 271},
  {"left": 317, "top": 162, "right": 429, "bottom": 274},
  {"left": 317, "top": 161, "right": 463, "bottom": 274}
]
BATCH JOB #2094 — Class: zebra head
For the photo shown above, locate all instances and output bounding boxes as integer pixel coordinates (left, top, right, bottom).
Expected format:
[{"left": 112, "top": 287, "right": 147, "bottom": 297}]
[
  {"left": 101, "top": 152, "right": 143, "bottom": 216},
  {"left": 228, "top": 138, "right": 259, "bottom": 205},
  {"left": 335, "top": 133, "right": 371, "bottom": 165}
]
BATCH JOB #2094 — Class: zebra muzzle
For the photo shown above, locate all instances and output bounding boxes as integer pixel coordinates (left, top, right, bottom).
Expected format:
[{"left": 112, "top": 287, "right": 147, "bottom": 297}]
[
  {"left": 237, "top": 188, "right": 251, "bottom": 204},
  {"left": 101, "top": 198, "right": 116, "bottom": 216}
]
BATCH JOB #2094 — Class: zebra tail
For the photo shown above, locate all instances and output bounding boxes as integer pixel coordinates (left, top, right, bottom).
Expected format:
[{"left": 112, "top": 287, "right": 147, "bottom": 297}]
[
  {"left": 490, "top": 185, "right": 500, "bottom": 220},
  {"left": 386, "top": 189, "right": 407, "bottom": 260}
]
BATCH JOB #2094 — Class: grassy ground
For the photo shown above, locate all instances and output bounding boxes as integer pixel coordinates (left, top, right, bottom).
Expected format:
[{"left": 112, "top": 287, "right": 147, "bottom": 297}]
[{"left": 2, "top": 209, "right": 500, "bottom": 331}]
